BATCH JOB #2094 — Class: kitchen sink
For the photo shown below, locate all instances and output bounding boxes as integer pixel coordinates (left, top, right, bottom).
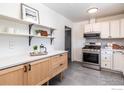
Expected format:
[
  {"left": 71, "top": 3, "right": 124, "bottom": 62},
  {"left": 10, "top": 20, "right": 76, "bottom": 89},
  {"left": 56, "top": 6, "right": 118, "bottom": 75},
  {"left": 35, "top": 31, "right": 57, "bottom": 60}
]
[{"left": 30, "top": 51, "right": 48, "bottom": 56}]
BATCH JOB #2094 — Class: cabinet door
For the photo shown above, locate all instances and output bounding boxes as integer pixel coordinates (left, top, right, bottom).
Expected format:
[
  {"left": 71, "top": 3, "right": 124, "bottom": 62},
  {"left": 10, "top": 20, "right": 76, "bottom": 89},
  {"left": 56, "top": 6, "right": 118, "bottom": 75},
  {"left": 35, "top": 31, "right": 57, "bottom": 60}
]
[
  {"left": 100, "top": 22, "right": 110, "bottom": 38},
  {"left": 27, "top": 58, "right": 50, "bottom": 85},
  {"left": 84, "top": 24, "right": 92, "bottom": 33},
  {"left": 50, "top": 53, "right": 68, "bottom": 78},
  {"left": 0, "top": 65, "right": 24, "bottom": 85},
  {"left": 110, "top": 20, "right": 120, "bottom": 38},
  {"left": 113, "top": 51, "right": 123, "bottom": 71},
  {"left": 120, "top": 19, "right": 124, "bottom": 38},
  {"left": 92, "top": 23, "right": 100, "bottom": 32}
]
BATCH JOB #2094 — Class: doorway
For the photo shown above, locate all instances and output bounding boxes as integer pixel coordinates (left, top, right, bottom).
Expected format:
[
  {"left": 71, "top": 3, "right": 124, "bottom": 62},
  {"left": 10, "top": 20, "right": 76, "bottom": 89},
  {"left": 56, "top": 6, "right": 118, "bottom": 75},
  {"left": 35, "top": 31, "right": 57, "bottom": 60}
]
[{"left": 65, "top": 26, "right": 72, "bottom": 62}]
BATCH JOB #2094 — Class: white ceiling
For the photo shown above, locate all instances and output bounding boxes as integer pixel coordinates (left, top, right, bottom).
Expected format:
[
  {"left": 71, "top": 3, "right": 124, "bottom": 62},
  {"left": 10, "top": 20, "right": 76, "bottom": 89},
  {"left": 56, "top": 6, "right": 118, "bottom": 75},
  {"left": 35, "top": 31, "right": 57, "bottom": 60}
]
[{"left": 44, "top": 3, "right": 124, "bottom": 22}]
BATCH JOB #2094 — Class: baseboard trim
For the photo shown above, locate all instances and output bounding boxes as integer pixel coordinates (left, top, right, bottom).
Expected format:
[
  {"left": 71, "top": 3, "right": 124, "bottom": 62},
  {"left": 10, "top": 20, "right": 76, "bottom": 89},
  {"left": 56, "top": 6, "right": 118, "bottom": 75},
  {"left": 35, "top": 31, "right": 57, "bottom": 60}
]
[
  {"left": 101, "top": 68, "right": 123, "bottom": 75},
  {"left": 71, "top": 61, "right": 124, "bottom": 77},
  {"left": 72, "top": 61, "right": 82, "bottom": 63}
]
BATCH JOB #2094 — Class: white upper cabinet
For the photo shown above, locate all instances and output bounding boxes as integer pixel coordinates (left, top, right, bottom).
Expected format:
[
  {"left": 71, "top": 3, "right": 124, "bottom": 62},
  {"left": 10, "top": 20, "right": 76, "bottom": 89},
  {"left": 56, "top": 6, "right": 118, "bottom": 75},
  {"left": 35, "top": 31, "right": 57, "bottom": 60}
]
[
  {"left": 120, "top": 19, "right": 124, "bottom": 38},
  {"left": 84, "top": 20, "right": 122, "bottom": 38},
  {"left": 84, "top": 23, "right": 100, "bottom": 33},
  {"left": 92, "top": 23, "right": 100, "bottom": 32},
  {"left": 110, "top": 20, "right": 120, "bottom": 38},
  {"left": 100, "top": 22, "right": 110, "bottom": 38},
  {"left": 84, "top": 24, "right": 92, "bottom": 33}
]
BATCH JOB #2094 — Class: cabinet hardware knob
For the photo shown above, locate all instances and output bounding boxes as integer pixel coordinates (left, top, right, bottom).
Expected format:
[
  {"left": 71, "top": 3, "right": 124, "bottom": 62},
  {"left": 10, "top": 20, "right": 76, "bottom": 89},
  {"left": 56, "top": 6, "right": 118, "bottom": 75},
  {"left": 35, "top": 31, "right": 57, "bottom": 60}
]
[
  {"left": 24, "top": 65, "right": 27, "bottom": 72},
  {"left": 29, "top": 64, "right": 31, "bottom": 71},
  {"left": 60, "top": 64, "right": 63, "bottom": 66},
  {"left": 60, "top": 54, "right": 63, "bottom": 56}
]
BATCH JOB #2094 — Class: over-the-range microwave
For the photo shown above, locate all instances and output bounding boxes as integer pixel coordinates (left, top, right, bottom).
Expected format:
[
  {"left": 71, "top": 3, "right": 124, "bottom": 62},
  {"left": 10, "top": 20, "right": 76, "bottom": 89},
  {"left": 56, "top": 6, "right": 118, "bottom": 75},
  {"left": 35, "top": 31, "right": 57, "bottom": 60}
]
[{"left": 84, "top": 33, "right": 101, "bottom": 39}]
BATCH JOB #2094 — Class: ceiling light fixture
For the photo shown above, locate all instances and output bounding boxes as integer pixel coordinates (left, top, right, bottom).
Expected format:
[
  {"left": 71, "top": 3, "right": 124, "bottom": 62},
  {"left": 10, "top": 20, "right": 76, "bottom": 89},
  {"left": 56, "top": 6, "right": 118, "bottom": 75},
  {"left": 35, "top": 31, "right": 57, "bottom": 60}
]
[{"left": 87, "top": 8, "right": 98, "bottom": 14}]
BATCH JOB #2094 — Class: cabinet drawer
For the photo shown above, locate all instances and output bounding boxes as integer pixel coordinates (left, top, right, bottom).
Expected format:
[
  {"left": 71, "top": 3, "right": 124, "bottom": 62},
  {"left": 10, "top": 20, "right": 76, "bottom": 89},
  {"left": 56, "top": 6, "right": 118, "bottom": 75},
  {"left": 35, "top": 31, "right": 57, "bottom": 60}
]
[
  {"left": 101, "top": 55, "right": 112, "bottom": 61},
  {"left": 50, "top": 61, "right": 67, "bottom": 78},
  {"left": 51, "top": 55, "right": 61, "bottom": 69},
  {"left": 51, "top": 64, "right": 66, "bottom": 77},
  {"left": 49, "top": 53, "right": 68, "bottom": 78},
  {"left": 101, "top": 61, "right": 111, "bottom": 69},
  {"left": 101, "top": 51, "right": 113, "bottom": 55},
  {"left": 50, "top": 53, "right": 67, "bottom": 69}
]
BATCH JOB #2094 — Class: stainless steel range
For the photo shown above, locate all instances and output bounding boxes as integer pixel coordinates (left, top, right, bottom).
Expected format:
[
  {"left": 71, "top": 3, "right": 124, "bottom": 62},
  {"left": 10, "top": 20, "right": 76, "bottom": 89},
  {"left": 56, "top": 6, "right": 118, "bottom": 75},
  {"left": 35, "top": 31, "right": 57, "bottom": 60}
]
[{"left": 82, "top": 42, "right": 101, "bottom": 70}]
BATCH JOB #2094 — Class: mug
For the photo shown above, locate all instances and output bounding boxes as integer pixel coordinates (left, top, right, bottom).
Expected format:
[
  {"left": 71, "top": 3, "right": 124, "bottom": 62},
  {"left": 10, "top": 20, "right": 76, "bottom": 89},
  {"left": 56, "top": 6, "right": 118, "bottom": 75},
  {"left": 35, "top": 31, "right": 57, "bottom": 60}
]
[{"left": 7, "top": 27, "right": 15, "bottom": 34}]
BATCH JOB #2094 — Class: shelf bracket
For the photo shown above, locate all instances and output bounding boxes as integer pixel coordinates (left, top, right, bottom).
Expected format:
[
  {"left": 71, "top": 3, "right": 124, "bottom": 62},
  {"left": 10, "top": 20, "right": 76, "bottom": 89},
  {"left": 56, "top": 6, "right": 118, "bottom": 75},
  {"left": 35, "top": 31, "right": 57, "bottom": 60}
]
[
  {"left": 29, "top": 36, "right": 33, "bottom": 46},
  {"left": 29, "top": 24, "right": 34, "bottom": 46},
  {"left": 50, "top": 29, "right": 55, "bottom": 45},
  {"left": 29, "top": 24, "right": 34, "bottom": 34},
  {"left": 50, "top": 29, "right": 54, "bottom": 36},
  {"left": 50, "top": 37, "right": 54, "bottom": 45}
]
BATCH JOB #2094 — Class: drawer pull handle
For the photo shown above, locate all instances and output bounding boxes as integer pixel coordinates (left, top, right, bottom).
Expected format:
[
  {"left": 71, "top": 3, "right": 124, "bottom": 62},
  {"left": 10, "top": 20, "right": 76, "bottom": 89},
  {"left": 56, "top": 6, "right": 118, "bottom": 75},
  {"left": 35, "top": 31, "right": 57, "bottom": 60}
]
[
  {"left": 29, "top": 64, "right": 31, "bottom": 71},
  {"left": 24, "top": 65, "right": 27, "bottom": 72},
  {"left": 60, "top": 54, "right": 63, "bottom": 56},
  {"left": 60, "top": 64, "right": 63, "bottom": 66}
]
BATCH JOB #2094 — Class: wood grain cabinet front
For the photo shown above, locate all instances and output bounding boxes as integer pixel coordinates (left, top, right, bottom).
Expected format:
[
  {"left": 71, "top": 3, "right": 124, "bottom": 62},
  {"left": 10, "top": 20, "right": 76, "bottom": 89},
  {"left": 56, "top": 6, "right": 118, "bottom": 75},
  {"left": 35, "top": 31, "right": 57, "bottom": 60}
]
[
  {"left": 49, "top": 53, "right": 68, "bottom": 78},
  {"left": 0, "top": 65, "right": 25, "bottom": 85},
  {"left": 27, "top": 58, "right": 50, "bottom": 85},
  {"left": 0, "top": 53, "right": 68, "bottom": 85}
]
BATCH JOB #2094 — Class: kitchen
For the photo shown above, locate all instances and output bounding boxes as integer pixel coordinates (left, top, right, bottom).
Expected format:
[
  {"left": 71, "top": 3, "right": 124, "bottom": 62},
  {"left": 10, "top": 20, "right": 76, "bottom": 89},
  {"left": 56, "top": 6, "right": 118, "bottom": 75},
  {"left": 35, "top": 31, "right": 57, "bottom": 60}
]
[{"left": 0, "top": 3, "right": 124, "bottom": 86}]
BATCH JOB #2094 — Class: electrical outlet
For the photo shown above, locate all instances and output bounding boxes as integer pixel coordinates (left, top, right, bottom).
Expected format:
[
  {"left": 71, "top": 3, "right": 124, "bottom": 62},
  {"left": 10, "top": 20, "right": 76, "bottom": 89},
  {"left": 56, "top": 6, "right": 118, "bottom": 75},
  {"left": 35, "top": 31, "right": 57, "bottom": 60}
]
[{"left": 9, "top": 39, "right": 14, "bottom": 49}]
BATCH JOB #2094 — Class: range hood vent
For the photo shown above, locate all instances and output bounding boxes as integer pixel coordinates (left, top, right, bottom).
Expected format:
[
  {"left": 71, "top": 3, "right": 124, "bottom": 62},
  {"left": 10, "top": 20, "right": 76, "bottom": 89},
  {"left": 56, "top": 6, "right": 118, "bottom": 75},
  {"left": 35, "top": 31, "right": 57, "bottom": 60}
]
[{"left": 84, "top": 33, "right": 101, "bottom": 39}]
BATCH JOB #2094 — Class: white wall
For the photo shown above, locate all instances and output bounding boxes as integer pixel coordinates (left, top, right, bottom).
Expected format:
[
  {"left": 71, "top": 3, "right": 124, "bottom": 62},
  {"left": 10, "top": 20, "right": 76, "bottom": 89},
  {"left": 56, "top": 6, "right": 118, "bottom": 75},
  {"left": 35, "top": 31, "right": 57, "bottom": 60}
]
[
  {"left": 72, "top": 21, "right": 87, "bottom": 61},
  {"left": 1, "top": 3, "right": 124, "bottom": 61},
  {"left": 0, "top": 3, "right": 72, "bottom": 58},
  {"left": 72, "top": 13, "right": 124, "bottom": 62}
]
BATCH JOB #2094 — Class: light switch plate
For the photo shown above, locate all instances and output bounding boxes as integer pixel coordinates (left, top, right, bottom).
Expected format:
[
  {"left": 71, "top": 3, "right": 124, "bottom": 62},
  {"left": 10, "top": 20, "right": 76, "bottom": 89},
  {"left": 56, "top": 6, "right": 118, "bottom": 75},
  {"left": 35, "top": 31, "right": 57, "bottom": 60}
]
[{"left": 9, "top": 39, "right": 14, "bottom": 49}]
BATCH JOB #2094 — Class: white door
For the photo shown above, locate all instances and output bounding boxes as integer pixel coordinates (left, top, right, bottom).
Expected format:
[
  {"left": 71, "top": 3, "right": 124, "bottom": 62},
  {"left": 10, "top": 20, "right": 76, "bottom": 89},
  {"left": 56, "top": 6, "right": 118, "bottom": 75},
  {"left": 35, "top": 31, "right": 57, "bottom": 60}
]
[
  {"left": 110, "top": 20, "right": 120, "bottom": 38},
  {"left": 113, "top": 51, "right": 123, "bottom": 71},
  {"left": 100, "top": 22, "right": 110, "bottom": 38},
  {"left": 120, "top": 19, "right": 124, "bottom": 38}
]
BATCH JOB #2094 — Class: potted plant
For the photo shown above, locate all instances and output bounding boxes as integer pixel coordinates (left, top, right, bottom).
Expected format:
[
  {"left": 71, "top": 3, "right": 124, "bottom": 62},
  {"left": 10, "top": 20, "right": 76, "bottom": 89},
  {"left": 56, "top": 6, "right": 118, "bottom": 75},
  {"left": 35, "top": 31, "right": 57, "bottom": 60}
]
[
  {"left": 33, "top": 45, "right": 38, "bottom": 53},
  {"left": 35, "top": 30, "right": 41, "bottom": 36}
]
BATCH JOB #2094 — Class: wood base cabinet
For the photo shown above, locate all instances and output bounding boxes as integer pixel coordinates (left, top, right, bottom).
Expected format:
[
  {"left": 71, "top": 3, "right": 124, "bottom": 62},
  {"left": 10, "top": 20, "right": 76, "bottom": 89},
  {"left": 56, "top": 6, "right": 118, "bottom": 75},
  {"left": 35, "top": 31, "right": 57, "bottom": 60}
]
[
  {"left": 27, "top": 58, "right": 50, "bottom": 85},
  {"left": 0, "top": 53, "right": 68, "bottom": 85},
  {"left": 50, "top": 53, "right": 68, "bottom": 78},
  {"left": 0, "top": 65, "right": 25, "bottom": 85}
]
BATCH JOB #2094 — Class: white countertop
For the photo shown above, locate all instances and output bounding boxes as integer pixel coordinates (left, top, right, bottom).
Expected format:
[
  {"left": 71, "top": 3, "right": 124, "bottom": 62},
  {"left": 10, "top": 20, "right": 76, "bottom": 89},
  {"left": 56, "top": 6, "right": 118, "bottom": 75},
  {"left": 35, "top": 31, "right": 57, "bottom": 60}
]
[
  {"left": 0, "top": 50, "right": 67, "bottom": 70},
  {"left": 112, "top": 49, "right": 124, "bottom": 52},
  {"left": 101, "top": 48, "right": 124, "bottom": 52}
]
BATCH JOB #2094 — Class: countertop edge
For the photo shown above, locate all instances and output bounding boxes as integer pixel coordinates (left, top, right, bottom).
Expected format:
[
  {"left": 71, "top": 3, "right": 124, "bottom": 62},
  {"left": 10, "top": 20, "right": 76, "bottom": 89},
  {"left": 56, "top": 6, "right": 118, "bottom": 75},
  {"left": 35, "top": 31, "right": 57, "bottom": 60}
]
[{"left": 0, "top": 51, "right": 68, "bottom": 70}]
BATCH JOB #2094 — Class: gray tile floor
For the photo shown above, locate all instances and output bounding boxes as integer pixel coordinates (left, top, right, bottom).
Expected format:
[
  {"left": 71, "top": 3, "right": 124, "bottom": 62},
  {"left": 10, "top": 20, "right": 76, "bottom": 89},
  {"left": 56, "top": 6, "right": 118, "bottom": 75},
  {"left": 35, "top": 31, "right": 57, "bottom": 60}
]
[{"left": 50, "top": 62, "right": 124, "bottom": 85}]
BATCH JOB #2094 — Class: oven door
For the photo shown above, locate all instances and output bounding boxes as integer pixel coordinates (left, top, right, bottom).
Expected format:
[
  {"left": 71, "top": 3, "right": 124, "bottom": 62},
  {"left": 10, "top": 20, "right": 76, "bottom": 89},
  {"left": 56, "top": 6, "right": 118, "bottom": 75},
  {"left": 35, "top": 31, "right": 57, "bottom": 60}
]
[{"left": 83, "top": 52, "right": 100, "bottom": 65}]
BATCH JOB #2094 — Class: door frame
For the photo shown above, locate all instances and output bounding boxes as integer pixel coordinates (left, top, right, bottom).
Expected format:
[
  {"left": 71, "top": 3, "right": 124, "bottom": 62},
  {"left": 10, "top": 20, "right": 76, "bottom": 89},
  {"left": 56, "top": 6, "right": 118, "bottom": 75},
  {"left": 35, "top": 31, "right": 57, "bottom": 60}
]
[{"left": 65, "top": 26, "right": 72, "bottom": 62}]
